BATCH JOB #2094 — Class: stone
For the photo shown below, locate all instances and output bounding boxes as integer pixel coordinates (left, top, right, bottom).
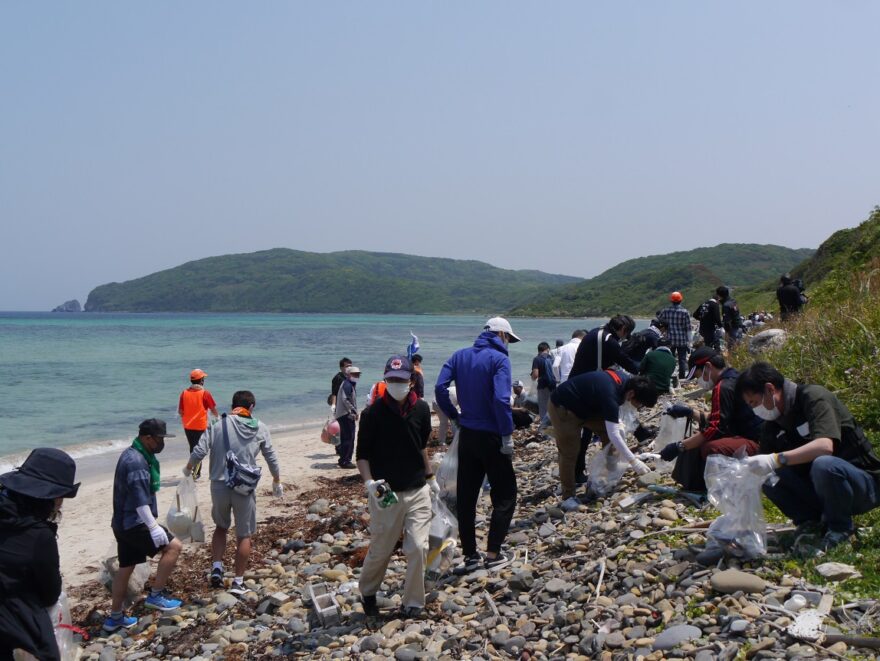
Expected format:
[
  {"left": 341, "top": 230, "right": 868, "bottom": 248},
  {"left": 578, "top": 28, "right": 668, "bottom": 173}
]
[
  {"left": 749, "top": 328, "right": 787, "bottom": 354},
  {"left": 604, "top": 632, "right": 626, "bottom": 648},
  {"left": 545, "top": 578, "right": 568, "bottom": 594},
  {"left": 381, "top": 619, "right": 403, "bottom": 638},
  {"left": 637, "top": 471, "right": 661, "bottom": 486},
  {"left": 658, "top": 507, "right": 678, "bottom": 521},
  {"left": 815, "top": 562, "right": 861, "bottom": 581},
  {"left": 729, "top": 619, "right": 748, "bottom": 633},
  {"left": 215, "top": 592, "right": 239, "bottom": 611},
  {"left": 509, "top": 571, "right": 534, "bottom": 591},
  {"left": 710, "top": 569, "right": 767, "bottom": 594},
  {"left": 308, "top": 498, "right": 331, "bottom": 514},
  {"left": 826, "top": 641, "right": 847, "bottom": 655},
  {"left": 394, "top": 645, "right": 421, "bottom": 661},
  {"left": 98, "top": 648, "right": 117, "bottom": 661},
  {"left": 652, "top": 624, "right": 702, "bottom": 650},
  {"left": 359, "top": 636, "right": 380, "bottom": 652},
  {"left": 229, "top": 629, "right": 248, "bottom": 643}
]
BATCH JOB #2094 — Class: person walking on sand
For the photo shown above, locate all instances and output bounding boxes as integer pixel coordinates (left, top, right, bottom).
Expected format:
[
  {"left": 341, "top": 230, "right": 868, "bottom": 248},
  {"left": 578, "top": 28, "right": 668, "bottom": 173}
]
[
  {"left": 0, "top": 448, "right": 79, "bottom": 660},
  {"left": 334, "top": 365, "right": 361, "bottom": 469},
  {"left": 178, "top": 368, "right": 218, "bottom": 479},
  {"left": 185, "top": 390, "right": 282, "bottom": 595},
  {"left": 356, "top": 355, "right": 434, "bottom": 619},
  {"left": 105, "top": 419, "right": 184, "bottom": 632},
  {"left": 435, "top": 317, "right": 520, "bottom": 574}
]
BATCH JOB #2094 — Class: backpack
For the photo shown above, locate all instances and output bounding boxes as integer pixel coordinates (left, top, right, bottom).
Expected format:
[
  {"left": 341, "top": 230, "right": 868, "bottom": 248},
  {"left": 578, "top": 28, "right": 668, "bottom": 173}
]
[
  {"left": 540, "top": 354, "right": 557, "bottom": 389},
  {"left": 221, "top": 414, "right": 262, "bottom": 496}
]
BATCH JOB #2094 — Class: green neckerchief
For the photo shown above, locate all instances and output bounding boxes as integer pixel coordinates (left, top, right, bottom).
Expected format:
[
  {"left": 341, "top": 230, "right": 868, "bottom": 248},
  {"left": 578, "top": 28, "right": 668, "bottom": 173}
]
[{"left": 131, "top": 437, "right": 161, "bottom": 493}]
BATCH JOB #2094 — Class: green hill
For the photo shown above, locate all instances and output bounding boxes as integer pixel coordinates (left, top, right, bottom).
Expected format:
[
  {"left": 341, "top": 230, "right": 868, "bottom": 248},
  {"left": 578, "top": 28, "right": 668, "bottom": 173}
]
[
  {"left": 511, "top": 244, "right": 814, "bottom": 317},
  {"left": 84, "top": 249, "right": 581, "bottom": 313}
]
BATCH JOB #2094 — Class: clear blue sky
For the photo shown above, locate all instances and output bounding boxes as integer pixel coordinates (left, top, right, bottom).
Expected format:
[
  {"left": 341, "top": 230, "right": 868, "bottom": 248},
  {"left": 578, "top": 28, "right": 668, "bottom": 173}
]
[{"left": 2, "top": 2, "right": 878, "bottom": 310}]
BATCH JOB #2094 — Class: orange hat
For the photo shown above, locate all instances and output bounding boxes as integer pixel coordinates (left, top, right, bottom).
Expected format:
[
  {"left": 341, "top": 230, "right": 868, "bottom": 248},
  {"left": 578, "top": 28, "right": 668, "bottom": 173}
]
[
  {"left": 190, "top": 368, "right": 208, "bottom": 381},
  {"left": 669, "top": 291, "right": 683, "bottom": 303}
]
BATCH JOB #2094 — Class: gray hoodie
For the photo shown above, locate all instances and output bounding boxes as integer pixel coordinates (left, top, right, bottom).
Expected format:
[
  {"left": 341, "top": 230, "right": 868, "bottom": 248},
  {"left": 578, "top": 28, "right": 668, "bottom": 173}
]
[{"left": 189, "top": 413, "right": 280, "bottom": 483}]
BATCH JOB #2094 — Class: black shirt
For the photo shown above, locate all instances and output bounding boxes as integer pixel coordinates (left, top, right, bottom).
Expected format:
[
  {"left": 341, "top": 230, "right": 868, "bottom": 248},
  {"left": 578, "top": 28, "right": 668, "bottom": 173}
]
[
  {"left": 570, "top": 327, "right": 639, "bottom": 377},
  {"left": 356, "top": 395, "right": 432, "bottom": 492},
  {"left": 776, "top": 284, "right": 803, "bottom": 315}
]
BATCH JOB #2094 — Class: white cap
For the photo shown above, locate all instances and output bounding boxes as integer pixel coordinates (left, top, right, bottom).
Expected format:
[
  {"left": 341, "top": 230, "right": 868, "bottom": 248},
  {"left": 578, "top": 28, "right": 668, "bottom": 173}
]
[
  {"left": 512, "top": 379, "right": 524, "bottom": 388},
  {"left": 345, "top": 365, "right": 362, "bottom": 375},
  {"left": 484, "top": 316, "right": 521, "bottom": 343}
]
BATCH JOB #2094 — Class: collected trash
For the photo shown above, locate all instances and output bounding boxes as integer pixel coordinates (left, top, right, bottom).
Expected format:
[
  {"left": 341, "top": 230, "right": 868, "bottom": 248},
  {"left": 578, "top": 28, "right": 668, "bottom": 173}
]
[
  {"left": 369, "top": 479, "right": 398, "bottom": 509},
  {"left": 307, "top": 582, "right": 340, "bottom": 627},
  {"left": 166, "top": 476, "right": 205, "bottom": 542},
  {"left": 426, "top": 490, "right": 459, "bottom": 582},
  {"left": 435, "top": 427, "right": 459, "bottom": 511},
  {"left": 586, "top": 444, "right": 629, "bottom": 497},
  {"left": 647, "top": 484, "right": 707, "bottom": 508},
  {"left": 654, "top": 413, "right": 688, "bottom": 473},
  {"left": 321, "top": 411, "right": 341, "bottom": 446},
  {"left": 703, "top": 451, "right": 769, "bottom": 559}
]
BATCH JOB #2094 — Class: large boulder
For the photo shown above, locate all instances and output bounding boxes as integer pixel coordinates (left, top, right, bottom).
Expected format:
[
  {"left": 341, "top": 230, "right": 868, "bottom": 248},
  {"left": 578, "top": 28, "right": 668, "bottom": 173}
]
[{"left": 749, "top": 328, "right": 786, "bottom": 354}]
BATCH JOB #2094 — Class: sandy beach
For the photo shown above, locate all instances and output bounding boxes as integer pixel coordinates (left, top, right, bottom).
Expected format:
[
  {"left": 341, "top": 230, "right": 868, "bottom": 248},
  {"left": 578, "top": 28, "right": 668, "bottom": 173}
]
[{"left": 58, "top": 422, "right": 336, "bottom": 590}]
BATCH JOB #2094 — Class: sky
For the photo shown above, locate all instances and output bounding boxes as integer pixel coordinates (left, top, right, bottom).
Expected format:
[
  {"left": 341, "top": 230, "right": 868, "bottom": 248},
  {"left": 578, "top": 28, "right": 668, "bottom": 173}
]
[{"left": 2, "top": 2, "right": 878, "bottom": 311}]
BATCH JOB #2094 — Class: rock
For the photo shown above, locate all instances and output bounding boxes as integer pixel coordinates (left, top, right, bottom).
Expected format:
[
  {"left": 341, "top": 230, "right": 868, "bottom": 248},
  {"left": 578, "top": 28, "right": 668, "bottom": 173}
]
[
  {"left": 605, "top": 632, "right": 626, "bottom": 648},
  {"left": 98, "top": 648, "right": 116, "bottom": 661},
  {"left": 545, "top": 578, "right": 569, "bottom": 594},
  {"left": 652, "top": 624, "right": 702, "bottom": 650},
  {"left": 710, "top": 569, "right": 767, "bottom": 594},
  {"left": 215, "top": 592, "right": 239, "bottom": 611},
  {"left": 637, "top": 471, "right": 661, "bottom": 486},
  {"left": 359, "top": 635, "right": 380, "bottom": 652},
  {"left": 229, "top": 629, "right": 248, "bottom": 642},
  {"left": 394, "top": 645, "right": 421, "bottom": 661},
  {"left": 503, "top": 636, "right": 527, "bottom": 653},
  {"left": 749, "top": 328, "right": 787, "bottom": 354},
  {"left": 308, "top": 499, "right": 331, "bottom": 514},
  {"left": 658, "top": 507, "right": 678, "bottom": 521},
  {"left": 52, "top": 299, "right": 81, "bottom": 312},
  {"left": 826, "top": 641, "right": 847, "bottom": 655},
  {"left": 815, "top": 562, "right": 861, "bottom": 581},
  {"left": 509, "top": 571, "right": 534, "bottom": 591},
  {"left": 729, "top": 619, "right": 748, "bottom": 633},
  {"left": 381, "top": 619, "right": 403, "bottom": 638}
]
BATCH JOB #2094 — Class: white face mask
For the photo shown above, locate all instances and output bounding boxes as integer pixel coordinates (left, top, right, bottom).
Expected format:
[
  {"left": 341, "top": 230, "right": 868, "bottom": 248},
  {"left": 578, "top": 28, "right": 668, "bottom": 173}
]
[
  {"left": 698, "top": 368, "right": 714, "bottom": 389},
  {"left": 752, "top": 391, "right": 780, "bottom": 421},
  {"left": 349, "top": 376, "right": 360, "bottom": 383},
  {"left": 385, "top": 381, "right": 411, "bottom": 401}
]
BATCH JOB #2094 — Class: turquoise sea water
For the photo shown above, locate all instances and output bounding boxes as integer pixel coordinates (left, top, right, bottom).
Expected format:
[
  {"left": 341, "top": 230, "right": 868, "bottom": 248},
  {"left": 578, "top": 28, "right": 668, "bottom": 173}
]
[{"left": 0, "top": 312, "right": 641, "bottom": 467}]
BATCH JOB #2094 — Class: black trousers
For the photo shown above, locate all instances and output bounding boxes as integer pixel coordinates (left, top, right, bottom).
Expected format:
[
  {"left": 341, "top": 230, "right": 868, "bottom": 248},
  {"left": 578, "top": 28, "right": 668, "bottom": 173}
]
[{"left": 456, "top": 427, "right": 517, "bottom": 557}]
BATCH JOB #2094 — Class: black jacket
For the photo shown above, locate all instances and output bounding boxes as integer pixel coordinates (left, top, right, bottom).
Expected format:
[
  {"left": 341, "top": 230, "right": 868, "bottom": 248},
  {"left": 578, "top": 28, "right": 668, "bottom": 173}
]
[
  {"left": 570, "top": 327, "right": 639, "bottom": 378},
  {"left": 0, "top": 492, "right": 62, "bottom": 661}
]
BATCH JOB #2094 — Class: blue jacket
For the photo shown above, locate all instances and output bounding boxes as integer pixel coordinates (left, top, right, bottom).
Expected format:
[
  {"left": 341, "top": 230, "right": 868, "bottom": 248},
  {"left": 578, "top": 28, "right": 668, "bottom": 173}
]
[{"left": 434, "top": 331, "right": 513, "bottom": 436}]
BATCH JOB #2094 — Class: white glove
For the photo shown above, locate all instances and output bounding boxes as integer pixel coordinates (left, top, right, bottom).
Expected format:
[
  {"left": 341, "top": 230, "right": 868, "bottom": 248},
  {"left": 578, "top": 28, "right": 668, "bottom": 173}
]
[
  {"left": 330, "top": 405, "right": 336, "bottom": 416},
  {"left": 744, "top": 454, "right": 779, "bottom": 478},
  {"left": 427, "top": 475, "right": 440, "bottom": 496},
  {"left": 149, "top": 524, "right": 169, "bottom": 549},
  {"left": 500, "top": 435, "right": 514, "bottom": 456},
  {"left": 629, "top": 458, "right": 651, "bottom": 476},
  {"left": 182, "top": 465, "right": 192, "bottom": 477},
  {"left": 364, "top": 479, "right": 378, "bottom": 498},
  {"left": 273, "top": 481, "right": 284, "bottom": 498}
]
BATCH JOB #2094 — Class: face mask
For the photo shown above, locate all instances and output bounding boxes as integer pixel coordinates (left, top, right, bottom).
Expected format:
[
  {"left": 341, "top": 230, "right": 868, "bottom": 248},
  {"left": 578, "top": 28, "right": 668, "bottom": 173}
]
[
  {"left": 752, "top": 391, "right": 780, "bottom": 421},
  {"left": 154, "top": 437, "right": 165, "bottom": 454},
  {"left": 385, "top": 381, "right": 411, "bottom": 401},
  {"left": 698, "top": 369, "right": 714, "bottom": 389},
  {"left": 349, "top": 376, "right": 359, "bottom": 383}
]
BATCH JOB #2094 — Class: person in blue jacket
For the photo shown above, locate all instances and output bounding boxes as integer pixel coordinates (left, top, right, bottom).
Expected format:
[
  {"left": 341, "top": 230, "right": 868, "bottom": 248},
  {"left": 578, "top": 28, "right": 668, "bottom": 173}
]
[{"left": 435, "top": 316, "right": 520, "bottom": 574}]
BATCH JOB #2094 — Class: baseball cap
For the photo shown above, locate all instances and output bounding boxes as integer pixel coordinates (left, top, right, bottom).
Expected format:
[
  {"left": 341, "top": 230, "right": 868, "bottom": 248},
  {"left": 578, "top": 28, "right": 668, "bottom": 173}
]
[
  {"left": 138, "top": 418, "right": 176, "bottom": 438},
  {"left": 685, "top": 347, "right": 719, "bottom": 380},
  {"left": 384, "top": 355, "right": 413, "bottom": 380},
  {"left": 669, "top": 291, "right": 683, "bottom": 303},
  {"left": 512, "top": 379, "right": 524, "bottom": 388},
  {"left": 190, "top": 368, "right": 208, "bottom": 381},
  {"left": 484, "top": 316, "right": 521, "bottom": 343},
  {"left": 345, "top": 365, "right": 362, "bottom": 375}
]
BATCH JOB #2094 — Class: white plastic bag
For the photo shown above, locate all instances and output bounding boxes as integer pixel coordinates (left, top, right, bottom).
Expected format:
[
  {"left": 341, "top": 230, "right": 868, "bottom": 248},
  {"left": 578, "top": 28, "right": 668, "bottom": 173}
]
[
  {"left": 426, "top": 490, "right": 459, "bottom": 581},
  {"left": 166, "top": 476, "right": 205, "bottom": 542},
  {"left": 654, "top": 414, "right": 688, "bottom": 473},
  {"left": 49, "top": 592, "right": 77, "bottom": 661},
  {"left": 435, "top": 426, "right": 459, "bottom": 511},
  {"left": 98, "top": 546, "right": 151, "bottom": 607},
  {"left": 703, "top": 451, "right": 769, "bottom": 559},
  {"left": 586, "top": 443, "right": 629, "bottom": 497}
]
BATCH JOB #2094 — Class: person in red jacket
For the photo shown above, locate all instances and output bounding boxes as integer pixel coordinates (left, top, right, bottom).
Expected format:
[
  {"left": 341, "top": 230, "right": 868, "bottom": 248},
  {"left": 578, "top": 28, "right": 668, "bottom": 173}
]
[{"left": 178, "top": 369, "right": 218, "bottom": 479}]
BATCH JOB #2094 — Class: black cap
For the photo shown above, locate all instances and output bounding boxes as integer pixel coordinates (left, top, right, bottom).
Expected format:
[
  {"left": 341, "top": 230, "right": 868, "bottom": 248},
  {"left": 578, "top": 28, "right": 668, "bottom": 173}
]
[
  {"left": 138, "top": 418, "right": 176, "bottom": 438},
  {"left": 0, "top": 448, "right": 80, "bottom": 499}
]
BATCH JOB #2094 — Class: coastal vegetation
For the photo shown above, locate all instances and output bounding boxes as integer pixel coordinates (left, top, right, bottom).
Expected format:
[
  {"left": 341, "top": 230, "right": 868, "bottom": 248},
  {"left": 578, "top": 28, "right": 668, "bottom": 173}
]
[
  {"left": 510, "top": 244, "right": 813, "bottom": 317},
  {"left": 84, "top": 249, "right": 580, "bottom": 313}
]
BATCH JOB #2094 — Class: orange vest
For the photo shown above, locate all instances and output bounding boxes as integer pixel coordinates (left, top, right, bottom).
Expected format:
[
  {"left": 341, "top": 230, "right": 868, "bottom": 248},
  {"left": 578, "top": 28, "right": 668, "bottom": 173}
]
[
  {"left": 371, "top": 381, "right": 386, "bottom": 403},
  {"left": 180, "top": 388, "right": 210, "bottom": 430}
]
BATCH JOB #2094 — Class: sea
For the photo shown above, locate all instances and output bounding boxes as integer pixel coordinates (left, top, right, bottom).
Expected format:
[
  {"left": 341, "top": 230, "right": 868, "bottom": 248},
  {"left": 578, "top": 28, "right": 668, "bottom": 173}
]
[{"left": 0, "top": 312, "right": 646, "bottom": 472}]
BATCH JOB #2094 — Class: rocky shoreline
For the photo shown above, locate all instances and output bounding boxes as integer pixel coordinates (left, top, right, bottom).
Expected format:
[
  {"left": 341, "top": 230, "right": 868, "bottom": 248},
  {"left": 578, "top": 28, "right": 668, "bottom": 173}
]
[{"left": 68, "top": 397, "right": 879, "bottom": 660}]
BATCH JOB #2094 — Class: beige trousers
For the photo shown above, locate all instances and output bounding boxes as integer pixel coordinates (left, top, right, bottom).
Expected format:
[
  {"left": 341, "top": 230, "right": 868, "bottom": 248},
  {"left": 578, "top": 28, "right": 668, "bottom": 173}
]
[
  {"left": 547, "top": 401, "right": 609, "bottom": 499},
  {"left": 359, "top": 483, "right": 432, "bottom": 608}
]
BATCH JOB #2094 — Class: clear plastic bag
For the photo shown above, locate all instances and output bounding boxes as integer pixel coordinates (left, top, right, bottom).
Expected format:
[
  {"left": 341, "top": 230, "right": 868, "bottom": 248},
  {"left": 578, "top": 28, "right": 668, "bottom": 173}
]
[
  {"left": 166, "top": 476, "right": 205, "bottom": 542},
  {"left": 654, "top": 414, "right": 688, "bottom": 473},
  {"left": 426, "top": 490, "right": 459, "bottom": 581},
  {"left": 98, "top": 545, "right": 151, "bottom": 608},
  {"left": 586, "top": 443, "right": 629, "bottom": 497},
  {"left": 49, "top": 592, "right": 77, "bottom": 661},
  {"left": 435, "top": 426, "right": 459, "bottom": 511},
  {"left": 703, "top": 450, "right": 770, "bottom": 559}
]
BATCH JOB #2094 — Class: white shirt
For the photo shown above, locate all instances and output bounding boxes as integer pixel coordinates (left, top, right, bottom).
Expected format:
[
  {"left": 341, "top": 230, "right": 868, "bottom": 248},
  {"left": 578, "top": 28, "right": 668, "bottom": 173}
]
[{"left": 554, "top": 338, "right": 581, "bottom": 383}]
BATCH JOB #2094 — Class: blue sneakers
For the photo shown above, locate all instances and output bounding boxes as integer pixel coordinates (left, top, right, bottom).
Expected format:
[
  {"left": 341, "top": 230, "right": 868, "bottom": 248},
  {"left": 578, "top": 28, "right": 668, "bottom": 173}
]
[
  {"left": 144, "top": 592, "right": 183, "bottom": 611},
  {"left": 102, "top": 614, "right": 138, "bottom": 632}
]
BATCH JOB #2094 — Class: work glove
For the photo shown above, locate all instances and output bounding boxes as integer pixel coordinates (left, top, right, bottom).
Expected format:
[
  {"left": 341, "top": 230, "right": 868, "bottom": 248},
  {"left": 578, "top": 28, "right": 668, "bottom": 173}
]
[
  {"left": 182, "top": 465, "right": 192, "bottom": 477},
  {"left": 500, "top": 435, "right": 514, "bottom": 455},
  {"left": 629, "top": 458, "right": 651, "bottom": 476},
  {"left": 427, "top": 475, "right": 441, "bottom": 496},
  {"left": 272, "top": 482, "right": 284, "bottom": 498},
  {"left": 665, "top": 404, "right": 693, "bottom": 419},
  {"left": 659, "top": 442, "right": 682, "bottom": 462},
  {"left": 330, "top": 405, "right": 336, "bottom": 416},
  {"left": 148, "top": 524, "right": 169, "bottom": 549},
  {"left": 364, "top": 479, "right": 378, "bottom": 497},
  {"left": 744, "top": 453, "right": 779, "bottom": 479}
]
